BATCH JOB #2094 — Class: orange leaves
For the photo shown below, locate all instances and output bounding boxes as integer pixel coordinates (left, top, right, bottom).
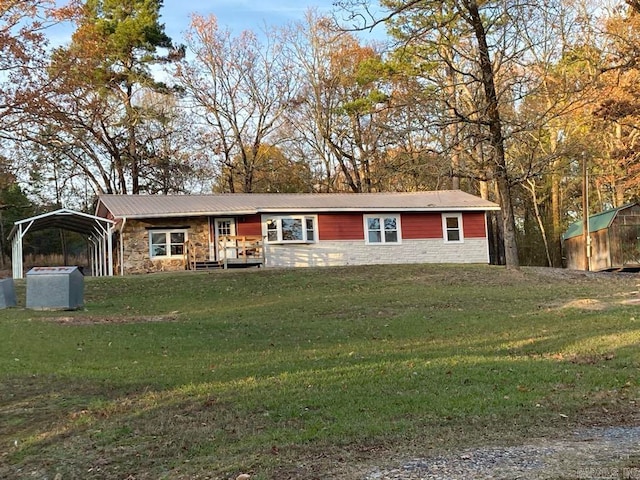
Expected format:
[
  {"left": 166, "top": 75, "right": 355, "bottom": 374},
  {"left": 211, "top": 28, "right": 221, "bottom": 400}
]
[{"left": 49, "top": 0, "right": 83, "bottom": 22}]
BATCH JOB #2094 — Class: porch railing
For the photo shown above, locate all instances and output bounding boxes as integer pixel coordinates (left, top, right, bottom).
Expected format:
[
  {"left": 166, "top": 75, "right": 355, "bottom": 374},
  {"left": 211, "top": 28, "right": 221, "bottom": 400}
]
[
  {"left": 183, "top": 236, "right": 264, "bottom": 270},
  {"left": 184, "top": 239, "right": 197, "bottom": 270},
  {"left": 217, "top": 235, "right": 264, "bottom": 268}
]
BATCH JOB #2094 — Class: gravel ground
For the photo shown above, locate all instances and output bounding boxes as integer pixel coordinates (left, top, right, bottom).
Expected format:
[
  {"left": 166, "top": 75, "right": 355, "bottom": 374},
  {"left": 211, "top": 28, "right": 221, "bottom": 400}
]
[{"left": 363, "top": 426, "right": 640, "bottom": 480}]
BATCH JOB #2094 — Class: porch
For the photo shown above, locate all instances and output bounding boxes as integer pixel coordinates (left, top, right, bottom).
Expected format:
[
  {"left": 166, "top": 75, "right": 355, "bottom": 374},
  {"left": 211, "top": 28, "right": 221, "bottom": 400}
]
[{"left": 184, "top": 235, "right": 264, "bottom": 270}]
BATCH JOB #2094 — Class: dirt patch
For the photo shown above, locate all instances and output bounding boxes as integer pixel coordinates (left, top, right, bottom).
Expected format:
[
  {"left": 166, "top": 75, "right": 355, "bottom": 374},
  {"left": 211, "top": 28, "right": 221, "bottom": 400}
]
[
  {"left": 548, "top": 291, "right": 640, "bottom": 311},
  {"left": 561, "top": 298, "right": 609, "bottom": 310},
  {"left": 49, "top": 313, "right": 180, "bottom": 325}
]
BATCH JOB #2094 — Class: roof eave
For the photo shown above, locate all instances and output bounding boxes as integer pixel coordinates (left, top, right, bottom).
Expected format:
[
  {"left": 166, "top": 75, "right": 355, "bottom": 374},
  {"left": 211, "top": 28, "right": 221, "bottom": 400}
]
[
  {"left": 255, "top": 206, "right": 500, "bottom": 213},
  {"left": 116, "top": 210, "right": 259, "bottom": 220},
  {"left": 107, "top": 205, "right": 500, "bottom": 219}
]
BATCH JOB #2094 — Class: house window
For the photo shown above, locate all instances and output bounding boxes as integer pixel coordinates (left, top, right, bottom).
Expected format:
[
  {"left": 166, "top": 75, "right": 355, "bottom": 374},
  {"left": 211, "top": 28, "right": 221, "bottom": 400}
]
[
  {"left": 149, "top": 229, "right": 188, "bottom": 258},
  {"left": 265, "top": 216, "right": 316, "bottom": 243},
  {"left": 365, "top": 215, "right": 401, "bottom": 244},
  {"left": 442, "top": 214, "right": 463, "bottom": 243}
]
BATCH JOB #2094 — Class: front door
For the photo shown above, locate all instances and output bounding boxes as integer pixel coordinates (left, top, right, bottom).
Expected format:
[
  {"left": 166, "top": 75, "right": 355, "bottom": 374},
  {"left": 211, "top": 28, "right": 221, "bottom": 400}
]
[{"left": 214, "top": 218, "right": 237, "bottom": 260}]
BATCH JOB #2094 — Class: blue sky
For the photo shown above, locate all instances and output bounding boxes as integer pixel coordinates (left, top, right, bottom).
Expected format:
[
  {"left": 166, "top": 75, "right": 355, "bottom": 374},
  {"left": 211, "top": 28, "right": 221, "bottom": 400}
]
[
  {"left": 50, "top": 1, "right": 382, "bottom": 45},
  {"left": 161, "top": 0, "right": 337, "bottom": 39}
]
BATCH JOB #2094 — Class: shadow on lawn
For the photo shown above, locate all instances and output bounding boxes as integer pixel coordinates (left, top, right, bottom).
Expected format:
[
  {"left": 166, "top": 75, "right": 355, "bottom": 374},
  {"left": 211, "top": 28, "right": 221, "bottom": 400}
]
[
  {"left": 2, "top": 297, "right": 639, "bottom": 479},
  {"left": 2, "top": 347, "right": 638, "bottom": 478}
]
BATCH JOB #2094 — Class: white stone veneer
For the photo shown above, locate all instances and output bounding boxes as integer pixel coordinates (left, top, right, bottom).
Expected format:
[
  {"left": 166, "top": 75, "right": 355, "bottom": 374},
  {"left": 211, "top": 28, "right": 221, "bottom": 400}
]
[{"left": 263, "top": 238, "right": 490, "bottom": 268}]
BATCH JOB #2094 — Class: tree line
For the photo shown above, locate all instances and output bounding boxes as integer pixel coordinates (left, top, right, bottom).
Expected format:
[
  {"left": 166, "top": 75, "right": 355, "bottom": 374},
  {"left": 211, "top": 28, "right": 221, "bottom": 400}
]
[{"left": 1, "top": 0, "right": 639, "bottom": 268}]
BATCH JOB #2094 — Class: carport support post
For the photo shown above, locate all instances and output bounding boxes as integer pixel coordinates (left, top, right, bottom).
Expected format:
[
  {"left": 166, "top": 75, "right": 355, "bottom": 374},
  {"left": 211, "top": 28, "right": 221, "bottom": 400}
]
[
  {"left": 90, "top": 238, "right": 98, "bottom": 277},
  {"left": 11, "top": 226, "right": 23, "bottom": 279},
  {"left": 102, "top": 228, "right": 107, "bottom": 276},
  {"left": 96, "top": 240, "right": 100, "bottom": 275},
  {"left": 107, "top": 225, "right": 113, "bottom": 276},
  {"left": 12, "top": 221, "right": 34, "bottom": 279},
  {"left": 99, "top": 234, "right": 105, "bottom": 276}
]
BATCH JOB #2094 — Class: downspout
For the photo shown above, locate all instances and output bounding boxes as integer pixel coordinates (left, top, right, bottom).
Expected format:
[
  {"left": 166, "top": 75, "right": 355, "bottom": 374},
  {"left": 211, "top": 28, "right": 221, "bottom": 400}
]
[
  {"left": 120, "top": 217, "right": 127, "bottom": 276},
  {"left": 107, "top": 224, "right": 114, "bottom": 276}
]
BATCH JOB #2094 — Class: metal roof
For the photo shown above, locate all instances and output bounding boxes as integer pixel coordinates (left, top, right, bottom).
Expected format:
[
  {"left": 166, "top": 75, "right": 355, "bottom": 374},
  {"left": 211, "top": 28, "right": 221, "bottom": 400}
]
[
  {"left": 9, "top": 208, "right": 116, "bottom": 279},
  {"left": 8, "top": 208, "right": 115, "bottom": 240},
  {"left": 96, "top": 191, "right": 500, "bottom": 220},
  {"left": 562, "top": 204, "right": 635, "bottom": 240}
]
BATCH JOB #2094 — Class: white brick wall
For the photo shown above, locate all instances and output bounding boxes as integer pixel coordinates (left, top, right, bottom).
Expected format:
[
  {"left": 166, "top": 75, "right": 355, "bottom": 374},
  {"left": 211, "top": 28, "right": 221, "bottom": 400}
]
[{"left": 264, "top": 239, "right": 490, "bottom": 268}]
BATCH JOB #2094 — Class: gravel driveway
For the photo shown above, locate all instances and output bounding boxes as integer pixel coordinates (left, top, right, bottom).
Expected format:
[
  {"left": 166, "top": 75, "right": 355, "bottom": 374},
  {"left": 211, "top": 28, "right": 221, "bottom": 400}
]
[{"left": 364, "top": 426, "right": 640, "bottom": 480}]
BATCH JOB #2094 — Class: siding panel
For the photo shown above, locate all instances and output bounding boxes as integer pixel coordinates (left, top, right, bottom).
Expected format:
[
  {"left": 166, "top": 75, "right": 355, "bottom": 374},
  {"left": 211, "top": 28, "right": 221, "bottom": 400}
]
[
  {"left": 462, "top": 212, "right": 487, "bottom": 238},
  {"left": 402, "top": 213, "right": 443, "bottom": 239},
  {"left": 318, "top": 214, "right": 364, "bottom": 241},
  {"left": 237, "top": 214, "right": 262, "bottom": 236}
]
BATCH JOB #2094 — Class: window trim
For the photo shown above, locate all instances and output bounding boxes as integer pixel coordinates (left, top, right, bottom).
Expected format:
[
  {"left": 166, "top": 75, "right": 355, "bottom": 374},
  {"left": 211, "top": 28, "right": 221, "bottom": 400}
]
[
  {"left": 364, "top": 214, "right": 402, "bottom": 245},
  {"left": 442, "top": 213, "right": 464, "bottom": 243},
  {"left": 264, "top": 215, "right": 317, "bottom": 244},
  {"left": 149, "top": 228, "right": 188, "bottom": 258}
]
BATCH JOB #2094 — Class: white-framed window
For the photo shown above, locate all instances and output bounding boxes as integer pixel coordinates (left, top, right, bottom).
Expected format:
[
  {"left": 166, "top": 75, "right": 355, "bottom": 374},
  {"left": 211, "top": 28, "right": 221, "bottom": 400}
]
[
  {"left": 265, "top": 216, "right": 316, "bottom": 243},
  {"left": 442, "top": 213, "right": 464, "bottom": 243},
  {"left": 149, "top": 229, "right": 188, "bottom": 258},
  {"left": 365, "top": 215, "right": 401, "bottom": 244}
]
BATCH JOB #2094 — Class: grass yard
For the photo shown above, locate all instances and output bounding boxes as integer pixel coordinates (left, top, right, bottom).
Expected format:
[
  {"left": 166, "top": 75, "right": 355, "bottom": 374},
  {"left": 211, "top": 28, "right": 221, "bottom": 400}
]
[{"left": 1, "top": 264, "right": 639, "bottom": 479}]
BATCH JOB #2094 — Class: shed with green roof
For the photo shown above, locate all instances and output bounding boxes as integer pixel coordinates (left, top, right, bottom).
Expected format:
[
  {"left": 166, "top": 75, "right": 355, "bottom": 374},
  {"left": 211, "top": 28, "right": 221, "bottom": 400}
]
[{"left": 562, "top": 203, "right": 640, "bottom": 271}]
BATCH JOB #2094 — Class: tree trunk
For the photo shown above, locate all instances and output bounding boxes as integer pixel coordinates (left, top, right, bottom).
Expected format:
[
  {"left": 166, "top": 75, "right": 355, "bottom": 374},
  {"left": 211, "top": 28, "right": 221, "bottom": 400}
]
[
  {"left": 495, "top": 175, "right": 519, "bottom": 268},
  {"left": 550, "top": 161, "right": 562, "bottom": 266},
  {"left": 446, "top": 57, "right": 461, "bottom": 190},
  {"left": 526, "top": 179, "right": 553, "bottom": 267},
  {"left": 546, "top": 91, "right": 563, "bottom": 267},
  {"left": 465, "top": 0, "right": 519, "bottom": 268},
  {"left": 126, "top": 83, "right": 139, "bottom": 194}
]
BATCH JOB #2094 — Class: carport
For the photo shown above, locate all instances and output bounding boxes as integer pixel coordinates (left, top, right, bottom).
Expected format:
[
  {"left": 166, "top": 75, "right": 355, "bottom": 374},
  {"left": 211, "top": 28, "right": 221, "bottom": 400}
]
[{"left": 9, "top": 208, "right": 115, "bottom": 279}]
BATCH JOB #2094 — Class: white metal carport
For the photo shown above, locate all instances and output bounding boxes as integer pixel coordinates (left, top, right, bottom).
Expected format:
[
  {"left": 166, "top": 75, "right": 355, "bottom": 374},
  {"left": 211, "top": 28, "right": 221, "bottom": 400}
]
[{"left": 8, "top": 208, "right": 115, "bottom": 279}]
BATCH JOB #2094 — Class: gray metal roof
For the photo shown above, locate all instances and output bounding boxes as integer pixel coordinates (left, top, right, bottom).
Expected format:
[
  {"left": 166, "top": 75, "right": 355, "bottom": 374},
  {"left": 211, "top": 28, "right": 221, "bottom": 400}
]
[{"left": 96, "top": 191, "right": 500, "bottom": 220}]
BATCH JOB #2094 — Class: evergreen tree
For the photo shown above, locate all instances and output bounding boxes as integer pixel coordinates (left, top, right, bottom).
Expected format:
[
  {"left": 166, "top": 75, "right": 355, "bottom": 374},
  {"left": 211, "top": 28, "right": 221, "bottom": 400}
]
[{"left": 46, "top": 0, "right": 184, "bottom": 194}]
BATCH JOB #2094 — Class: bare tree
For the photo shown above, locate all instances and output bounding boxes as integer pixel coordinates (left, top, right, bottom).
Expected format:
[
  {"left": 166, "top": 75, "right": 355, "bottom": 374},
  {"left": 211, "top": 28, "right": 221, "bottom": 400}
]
[
  {"left": 336, "top": 0, "right": 585, "bottom": 268},
  {"left": 175, "top": 15, "right": 301, "bottom": 193}
]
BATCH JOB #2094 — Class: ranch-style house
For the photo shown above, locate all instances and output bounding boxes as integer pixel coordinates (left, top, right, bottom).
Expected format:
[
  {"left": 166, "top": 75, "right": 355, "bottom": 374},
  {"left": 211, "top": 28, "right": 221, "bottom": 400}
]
[{"left": 94, "top": 190, "right": 500, "bottom": 275}]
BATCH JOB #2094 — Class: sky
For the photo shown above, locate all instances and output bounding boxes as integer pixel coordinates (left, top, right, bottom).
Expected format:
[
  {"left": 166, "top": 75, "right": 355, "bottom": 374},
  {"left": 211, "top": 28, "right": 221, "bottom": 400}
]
[
  {"left": 160, "top": 0, "right": 338, "bottom": 39},
  {"left": 50, "top": 0, "right": 384, "bottom": 46}
]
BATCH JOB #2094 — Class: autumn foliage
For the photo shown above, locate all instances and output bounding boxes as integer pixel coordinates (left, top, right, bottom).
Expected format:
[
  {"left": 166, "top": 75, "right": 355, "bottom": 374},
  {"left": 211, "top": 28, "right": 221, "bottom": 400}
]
[{"left": 2, "top": 0, "right": 640, "bottom": 266}]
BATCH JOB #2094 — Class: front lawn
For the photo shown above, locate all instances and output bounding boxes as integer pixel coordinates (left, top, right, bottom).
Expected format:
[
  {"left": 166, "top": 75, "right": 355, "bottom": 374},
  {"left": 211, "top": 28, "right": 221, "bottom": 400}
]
[{"left": 1, "top": 265, "right": 639, "bottom": 479}]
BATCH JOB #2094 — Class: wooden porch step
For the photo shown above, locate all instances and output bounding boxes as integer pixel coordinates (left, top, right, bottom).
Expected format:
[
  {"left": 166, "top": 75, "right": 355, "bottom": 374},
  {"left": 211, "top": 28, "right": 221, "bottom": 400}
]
[
  {"left": 189, "top": 260, "right": 263, "bottom": 271},
  {"left": 191, "top": 261, "right": 222, "bottom": 271}
]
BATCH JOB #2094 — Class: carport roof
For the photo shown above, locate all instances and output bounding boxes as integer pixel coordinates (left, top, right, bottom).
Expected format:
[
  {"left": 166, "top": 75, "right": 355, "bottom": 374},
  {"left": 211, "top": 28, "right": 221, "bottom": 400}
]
[{"left": 8, "top": 208, "right": 115, "bottom": 239}]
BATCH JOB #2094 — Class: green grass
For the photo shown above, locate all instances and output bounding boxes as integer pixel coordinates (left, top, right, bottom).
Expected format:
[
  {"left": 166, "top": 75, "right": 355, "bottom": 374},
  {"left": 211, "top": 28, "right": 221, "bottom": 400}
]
[{"left": 1, "top": 264, "right": 639, "bottom": 479}]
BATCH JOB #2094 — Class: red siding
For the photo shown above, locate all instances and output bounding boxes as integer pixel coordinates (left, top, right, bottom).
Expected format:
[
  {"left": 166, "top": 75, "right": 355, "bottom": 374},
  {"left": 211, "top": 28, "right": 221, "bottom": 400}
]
[
  {"left": 237, "top": 214, "right": 262, "bottom": 236},
  {"left": 243, "top": 211, "right": 486, "bottom": 241},
  {"left": 318, "top": 214, "right": 364, "bottom": 240},
  {"left": 402, "top": 213, "right": 443, "bottom": 239},
  {"left": 462, "top": 212, "right": 487, "bottom": 238}
]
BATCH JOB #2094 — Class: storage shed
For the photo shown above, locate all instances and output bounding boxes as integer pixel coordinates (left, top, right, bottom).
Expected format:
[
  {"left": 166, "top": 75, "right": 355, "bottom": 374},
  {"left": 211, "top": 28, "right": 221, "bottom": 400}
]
[{"left": 562, "top": 203, "right": 640, "bottom": 271}]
